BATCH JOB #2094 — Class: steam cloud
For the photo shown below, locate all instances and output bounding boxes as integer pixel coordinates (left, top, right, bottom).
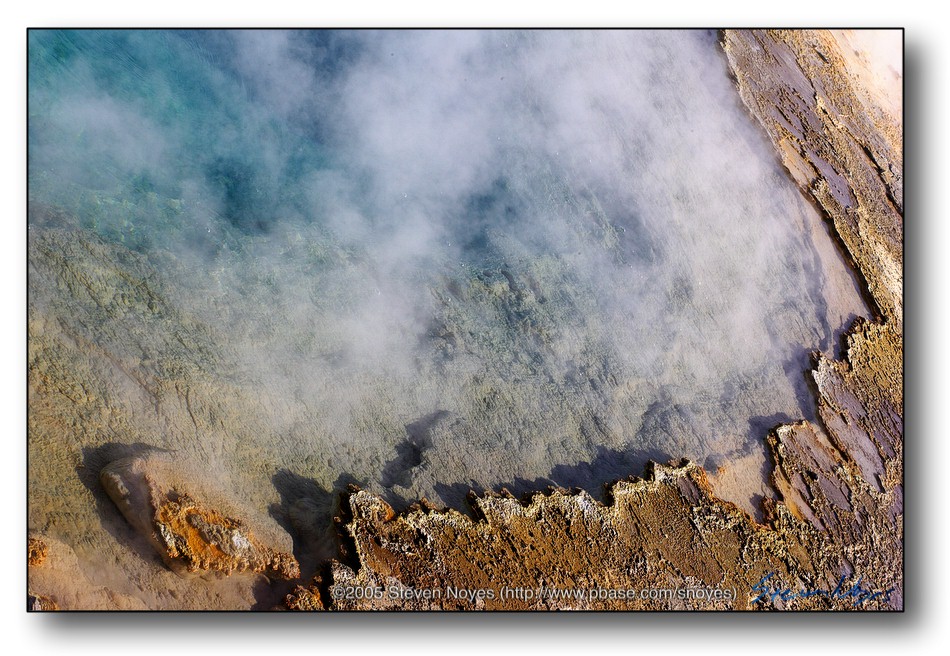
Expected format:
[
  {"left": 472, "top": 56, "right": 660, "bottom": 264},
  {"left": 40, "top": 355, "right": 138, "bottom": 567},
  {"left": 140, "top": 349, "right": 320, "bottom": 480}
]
[{"left": 29, "top": 29, "right": 869, "bottom": 512}]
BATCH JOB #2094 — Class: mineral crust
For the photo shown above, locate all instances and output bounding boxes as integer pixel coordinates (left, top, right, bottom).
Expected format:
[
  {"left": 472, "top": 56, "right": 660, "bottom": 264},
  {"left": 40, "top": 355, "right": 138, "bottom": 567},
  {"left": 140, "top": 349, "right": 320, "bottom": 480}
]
[{"left": 100, "top": 452, "right": 299, "bottom": 580}]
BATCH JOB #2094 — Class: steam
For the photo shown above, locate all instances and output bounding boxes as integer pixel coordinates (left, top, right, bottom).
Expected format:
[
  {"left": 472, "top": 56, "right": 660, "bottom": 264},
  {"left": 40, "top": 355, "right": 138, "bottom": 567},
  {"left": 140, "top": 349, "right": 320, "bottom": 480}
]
[{"left": 29, "top": 29, "right": 870, "bottom": 510}]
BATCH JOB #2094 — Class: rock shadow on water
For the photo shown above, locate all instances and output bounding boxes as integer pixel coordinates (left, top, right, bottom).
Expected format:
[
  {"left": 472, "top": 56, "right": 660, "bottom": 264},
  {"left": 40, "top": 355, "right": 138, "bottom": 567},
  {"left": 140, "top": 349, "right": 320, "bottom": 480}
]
[
  {"left": 747, "top": 412, "right": 798, "bottom": 445},
  {"left": 379, "top": 410, "right": 449, "bottom": 506},
  {"left": 781, "top": 346, "right": 823, "bottom": 425},
  {"left": 256, "top": 470, "right": 369, "bottom": 610},
  {"left": 433, "top": 445, "right": 673, "bottom": 514},
  {"left": 268, "top": 469, "right": 342, "bottom": 581}
]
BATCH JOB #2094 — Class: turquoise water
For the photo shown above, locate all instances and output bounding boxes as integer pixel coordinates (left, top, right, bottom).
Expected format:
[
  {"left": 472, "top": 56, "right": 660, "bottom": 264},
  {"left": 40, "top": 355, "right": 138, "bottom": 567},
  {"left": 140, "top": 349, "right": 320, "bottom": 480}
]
[{"left": 29, "top": 30, "right": 337, "bottom": 250}]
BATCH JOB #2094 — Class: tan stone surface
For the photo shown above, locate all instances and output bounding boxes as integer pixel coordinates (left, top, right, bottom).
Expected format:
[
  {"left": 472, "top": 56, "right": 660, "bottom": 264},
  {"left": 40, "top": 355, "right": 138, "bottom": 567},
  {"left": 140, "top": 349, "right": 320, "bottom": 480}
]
[{"left": 722, "top": 29, "right": 903, "bottom": 330}]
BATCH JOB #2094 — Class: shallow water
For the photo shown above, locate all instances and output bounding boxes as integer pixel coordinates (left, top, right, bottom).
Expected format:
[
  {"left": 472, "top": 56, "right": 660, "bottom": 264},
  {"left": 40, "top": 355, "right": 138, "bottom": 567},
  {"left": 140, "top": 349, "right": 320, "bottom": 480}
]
[{"left": 28, "top": 30, "right": 869, "bottom": 603}]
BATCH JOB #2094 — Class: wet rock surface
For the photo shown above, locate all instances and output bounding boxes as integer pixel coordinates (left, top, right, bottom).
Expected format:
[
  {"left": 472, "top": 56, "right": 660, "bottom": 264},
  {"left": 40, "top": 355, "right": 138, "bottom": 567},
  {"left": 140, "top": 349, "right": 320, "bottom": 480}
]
[
  {"left": 100, "top": 452, "right": 299, "bottom": 579},
  {"left": 722, "top": 29, "right": 903, "bottom": 331}
]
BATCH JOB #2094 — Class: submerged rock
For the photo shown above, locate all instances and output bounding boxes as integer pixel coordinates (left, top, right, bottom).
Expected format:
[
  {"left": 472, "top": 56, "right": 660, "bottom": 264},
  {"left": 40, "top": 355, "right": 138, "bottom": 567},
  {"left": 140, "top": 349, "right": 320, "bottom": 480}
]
[
  {"left": 26, "top": 534, "right": 150, "bottom": 610},
  {"left": 100, "top": 452, "right": 299, "bottom": 580}
]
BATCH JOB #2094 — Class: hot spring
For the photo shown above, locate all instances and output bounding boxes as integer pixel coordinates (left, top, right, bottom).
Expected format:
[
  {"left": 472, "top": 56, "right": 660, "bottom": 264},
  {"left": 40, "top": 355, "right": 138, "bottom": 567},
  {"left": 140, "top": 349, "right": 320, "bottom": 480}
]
[{"left": 28, "top": 29, "right": 870, "bottom": 607}]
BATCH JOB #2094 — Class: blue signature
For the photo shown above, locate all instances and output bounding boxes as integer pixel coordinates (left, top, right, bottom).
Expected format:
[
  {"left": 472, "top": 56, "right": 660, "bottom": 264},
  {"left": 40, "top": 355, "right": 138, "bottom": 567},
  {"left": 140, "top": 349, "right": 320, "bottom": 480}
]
[{"left": 751, "top": 572, "right": 894, "bottom": 607}]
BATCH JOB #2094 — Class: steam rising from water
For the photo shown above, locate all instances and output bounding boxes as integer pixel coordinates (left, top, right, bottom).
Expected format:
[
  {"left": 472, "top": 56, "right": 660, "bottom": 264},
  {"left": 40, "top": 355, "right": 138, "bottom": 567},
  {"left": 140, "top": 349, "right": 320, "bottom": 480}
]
[{"left": 29, "top": 29, "right": 869, "bottom": 514}]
